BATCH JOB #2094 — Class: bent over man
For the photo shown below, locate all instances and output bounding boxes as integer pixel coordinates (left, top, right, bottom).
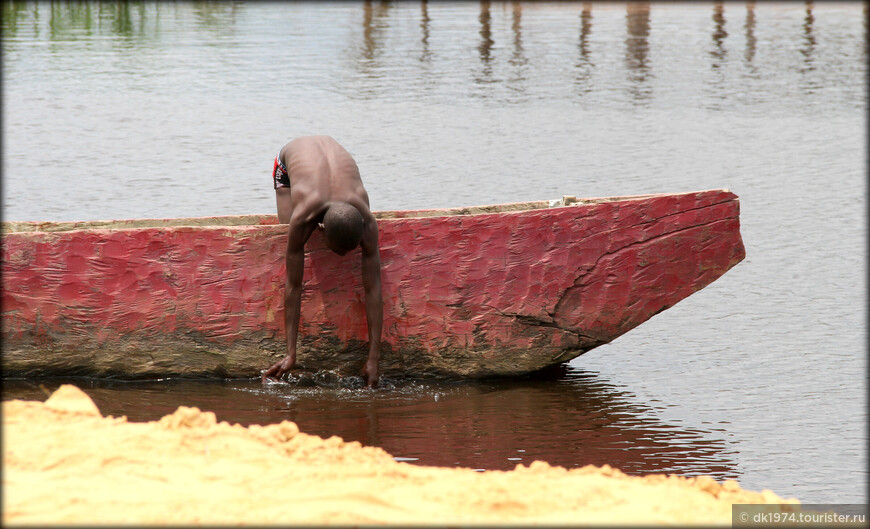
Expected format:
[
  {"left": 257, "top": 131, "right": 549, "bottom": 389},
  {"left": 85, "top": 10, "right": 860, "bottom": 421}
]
[{"left": 261, "top": 136, "right": 383, "bottom": 387}]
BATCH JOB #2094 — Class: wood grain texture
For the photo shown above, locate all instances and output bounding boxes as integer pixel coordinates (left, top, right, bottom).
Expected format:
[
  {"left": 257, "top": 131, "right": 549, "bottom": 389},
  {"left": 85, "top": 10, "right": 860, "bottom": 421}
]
[{"left": 1, "top": 190, "right": 745, "bottom": 378}]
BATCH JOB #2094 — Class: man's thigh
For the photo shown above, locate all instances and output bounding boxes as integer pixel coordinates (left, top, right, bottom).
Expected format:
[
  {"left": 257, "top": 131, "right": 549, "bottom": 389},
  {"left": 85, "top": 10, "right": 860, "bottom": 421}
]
[{"left": 276, "top": 188, "right": 293, "bottom": 224}]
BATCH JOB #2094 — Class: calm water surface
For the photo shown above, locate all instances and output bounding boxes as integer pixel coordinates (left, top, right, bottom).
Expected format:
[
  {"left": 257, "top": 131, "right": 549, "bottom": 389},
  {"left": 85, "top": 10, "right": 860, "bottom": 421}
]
[
  {"left": 2, "top": 1, "right": 866, "bottom": 504},
  {"left": 3, "top": 366, "right": 739, "bottom": 478}
]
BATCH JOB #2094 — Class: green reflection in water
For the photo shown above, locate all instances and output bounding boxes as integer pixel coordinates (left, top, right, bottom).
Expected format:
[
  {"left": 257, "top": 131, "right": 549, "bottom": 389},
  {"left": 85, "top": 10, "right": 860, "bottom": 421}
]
[
  {"left": 1, "top": 1, "right": 242, "bottom": 41},
  {"left": 1, "top": 1, "right": 32, "bottom": 36}
]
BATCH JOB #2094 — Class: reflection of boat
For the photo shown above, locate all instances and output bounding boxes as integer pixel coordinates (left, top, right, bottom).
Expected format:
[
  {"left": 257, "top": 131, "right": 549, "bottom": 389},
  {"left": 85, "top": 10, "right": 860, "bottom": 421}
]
[
  {"left": 1, "top": 189, "right": 745, "bottom": 379},
  {"left": 0, "top": 365, "right": 741, "bottom": 479},
  {"left": 283, "top": 364, "right": 740, "bottom": 478}
]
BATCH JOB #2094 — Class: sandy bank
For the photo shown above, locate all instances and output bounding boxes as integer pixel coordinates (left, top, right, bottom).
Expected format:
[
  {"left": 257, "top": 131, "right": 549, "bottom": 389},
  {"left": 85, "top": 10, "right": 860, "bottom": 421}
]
[{"left": 3, "top": 384, "right": 798, "bottom": 526}]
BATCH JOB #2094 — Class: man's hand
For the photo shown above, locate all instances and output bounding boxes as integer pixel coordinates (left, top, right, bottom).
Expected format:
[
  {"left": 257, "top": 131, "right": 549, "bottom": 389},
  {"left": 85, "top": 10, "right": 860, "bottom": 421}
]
[
  {"left": 361, "top": 357, "right": 379, "bottom": 388},
  {"left": 261, "top": 354, "right": 295, "bottom": 383}
]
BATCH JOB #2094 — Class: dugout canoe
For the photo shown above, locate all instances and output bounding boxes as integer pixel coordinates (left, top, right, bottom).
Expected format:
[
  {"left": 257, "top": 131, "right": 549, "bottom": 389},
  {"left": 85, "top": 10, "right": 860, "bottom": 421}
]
[{"left": 1, "top": 189, "right": 745, "bottom": 379}]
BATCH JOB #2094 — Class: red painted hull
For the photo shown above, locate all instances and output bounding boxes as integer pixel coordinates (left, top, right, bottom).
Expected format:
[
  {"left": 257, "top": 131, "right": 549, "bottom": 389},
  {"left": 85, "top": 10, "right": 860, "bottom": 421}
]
[{"left": 1, "top": 190, "right": 745, "bottom": 378}]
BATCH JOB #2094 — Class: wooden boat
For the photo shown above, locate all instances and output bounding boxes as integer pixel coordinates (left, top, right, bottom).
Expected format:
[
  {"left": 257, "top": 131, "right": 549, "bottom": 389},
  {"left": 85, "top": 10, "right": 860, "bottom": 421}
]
[{"left": 1, "top": 189, "right": 745, "bottom": 379}]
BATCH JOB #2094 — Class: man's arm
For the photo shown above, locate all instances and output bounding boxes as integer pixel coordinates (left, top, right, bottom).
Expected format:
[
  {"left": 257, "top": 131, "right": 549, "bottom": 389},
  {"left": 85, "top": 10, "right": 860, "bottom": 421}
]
[
  {"left": 261, "top": 220, "right": 312, "bottom": 382},
  {"left": 360, "top": 219, "right": 383, "bottom": 388}
]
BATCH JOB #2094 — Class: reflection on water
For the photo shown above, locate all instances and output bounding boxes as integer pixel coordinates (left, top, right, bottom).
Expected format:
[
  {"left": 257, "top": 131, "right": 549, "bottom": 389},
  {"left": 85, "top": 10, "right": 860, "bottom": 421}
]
[
  {"left": 576, "top": 1, "right": 593, "bottom": 88},
  {"left": 362, "top": 0, "right": 390, "bottom": 65},
  {"left": 625, "top": 1, "right": 651, "bottom": 101},
  {"left": 477, "top": 0, "right": 494, "bottom": 84},
  {"left": 2, "top": 1, "right": 852, "bottom": 106},
  {"left": 711, "top": 1, "right": 728, "bottom": 69},
  {"left": 1, "top": 365, "right": 738, "bottom": 479},
  {"left": 510, "top": 1, "right": 526, "bottom": 71},
  {"left": 745, "top": 1, "right": 757, "bottom": 66},
  {"left": 420, "top": 0, "right": 431, "bottom": 63},
  {"left": 1, "top": 1, "right": 240, "bottom": 40},
  {"left": 801, "top": 1, "right": 816, "bottom": 74}
]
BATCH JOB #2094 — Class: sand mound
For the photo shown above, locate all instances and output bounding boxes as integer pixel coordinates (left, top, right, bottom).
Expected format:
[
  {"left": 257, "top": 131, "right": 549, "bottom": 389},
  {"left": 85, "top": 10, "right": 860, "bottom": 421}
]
[
  {"left": 43, "top": 383, "right": 102, "bottom": 416},
  {"left": 3, "top": 385, "right": 799, "bottom": 526}
]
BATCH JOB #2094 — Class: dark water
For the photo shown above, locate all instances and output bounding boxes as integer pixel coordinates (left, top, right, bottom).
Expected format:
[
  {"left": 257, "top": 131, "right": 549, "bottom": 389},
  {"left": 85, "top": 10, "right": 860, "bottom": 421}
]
[
  {"left": 2, "top": 366, "right": 739, "bottom": 479},
  {"left": 2, "top": 1, "right": 866, "bottom": 504}
]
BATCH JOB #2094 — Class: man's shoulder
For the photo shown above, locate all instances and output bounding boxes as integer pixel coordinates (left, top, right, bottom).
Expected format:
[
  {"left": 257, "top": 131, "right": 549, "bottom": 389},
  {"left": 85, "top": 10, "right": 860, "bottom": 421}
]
[
  {"left": 347, "top": 196, "right": 375, "bottom": 220},
  {"left": 288, "top": 194, "right": 328, "bottom": 225}
]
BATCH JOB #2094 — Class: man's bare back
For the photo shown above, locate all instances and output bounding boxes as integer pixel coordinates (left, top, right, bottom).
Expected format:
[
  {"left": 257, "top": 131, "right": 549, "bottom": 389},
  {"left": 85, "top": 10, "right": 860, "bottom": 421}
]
[
  {"left": 274, "top": 136, "right": 370, "bottom": 225},
  {"left": 263, "top": 136, "right": 383, "bottom": 387}
]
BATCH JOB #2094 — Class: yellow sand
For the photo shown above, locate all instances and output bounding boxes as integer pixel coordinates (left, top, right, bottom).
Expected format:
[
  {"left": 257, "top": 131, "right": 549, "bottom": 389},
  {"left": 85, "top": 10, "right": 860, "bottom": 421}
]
[{"left": 3, "top": 385, "right": 799, "bottom": 526}]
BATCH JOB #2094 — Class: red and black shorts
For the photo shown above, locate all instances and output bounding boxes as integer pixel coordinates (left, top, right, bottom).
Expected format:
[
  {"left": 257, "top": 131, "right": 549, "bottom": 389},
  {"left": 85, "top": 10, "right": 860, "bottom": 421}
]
[{"left": 273, "top": 152, "right": 290, "bottom": 189}]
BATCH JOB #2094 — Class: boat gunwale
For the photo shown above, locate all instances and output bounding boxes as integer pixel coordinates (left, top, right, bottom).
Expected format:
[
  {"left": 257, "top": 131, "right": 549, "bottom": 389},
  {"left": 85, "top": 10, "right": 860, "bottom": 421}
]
[{"left": 1, "top": 189, "right": 733, "bottom": 235}]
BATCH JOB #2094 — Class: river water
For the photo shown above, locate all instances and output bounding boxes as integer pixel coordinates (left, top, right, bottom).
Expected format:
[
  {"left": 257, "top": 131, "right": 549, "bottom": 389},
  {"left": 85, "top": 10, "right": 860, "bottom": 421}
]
[{"left": 2, "top": 1, "right": 866, "bottom": 504}]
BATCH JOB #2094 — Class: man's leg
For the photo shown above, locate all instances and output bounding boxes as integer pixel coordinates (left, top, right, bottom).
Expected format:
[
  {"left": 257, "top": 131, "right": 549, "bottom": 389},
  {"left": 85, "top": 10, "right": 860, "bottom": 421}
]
[{"left": 276, "top": 187, "right": 293, "bottom": 224}]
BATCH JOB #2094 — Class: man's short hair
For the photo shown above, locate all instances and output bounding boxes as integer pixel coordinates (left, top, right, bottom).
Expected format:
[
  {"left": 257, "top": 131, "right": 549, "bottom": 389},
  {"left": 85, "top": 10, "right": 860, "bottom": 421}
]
[{"left": 323, "top": 203, "right": 364, "bottom": 253}]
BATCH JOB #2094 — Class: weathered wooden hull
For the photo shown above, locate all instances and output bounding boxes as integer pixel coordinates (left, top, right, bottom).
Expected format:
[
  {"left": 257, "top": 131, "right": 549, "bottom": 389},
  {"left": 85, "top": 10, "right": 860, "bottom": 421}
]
[{"left": 1, "top": 190, "right": 745, "bottom": 379}]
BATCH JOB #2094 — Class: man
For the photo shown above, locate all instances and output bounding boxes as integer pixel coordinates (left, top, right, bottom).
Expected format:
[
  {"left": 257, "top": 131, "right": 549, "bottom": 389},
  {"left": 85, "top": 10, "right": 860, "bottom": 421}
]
[{"left": 261, "top": 136, "right": 383, "bottom": 387}]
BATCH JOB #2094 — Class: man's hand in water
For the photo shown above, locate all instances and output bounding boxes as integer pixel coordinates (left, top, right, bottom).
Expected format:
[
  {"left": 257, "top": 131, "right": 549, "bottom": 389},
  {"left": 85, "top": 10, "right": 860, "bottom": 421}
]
[
  {"left": 261, "top": 354, "right": 295, "bottom": 383},
  {"left": 361, "top": 357, "right": 379, "bottom": 388}
]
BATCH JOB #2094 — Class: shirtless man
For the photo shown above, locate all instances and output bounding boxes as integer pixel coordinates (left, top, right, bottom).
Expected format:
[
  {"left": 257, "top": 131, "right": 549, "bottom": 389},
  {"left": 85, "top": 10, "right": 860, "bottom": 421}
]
[{"left": 261, "top": 136, "right": 383, "bottom": 388}]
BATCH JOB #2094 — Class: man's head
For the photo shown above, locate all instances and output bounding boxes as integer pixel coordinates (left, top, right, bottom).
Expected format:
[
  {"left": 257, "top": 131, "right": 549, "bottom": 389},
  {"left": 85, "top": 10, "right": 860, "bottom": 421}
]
[{"left": 321, "top": 202, "right": 364, "bottom": 255}]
